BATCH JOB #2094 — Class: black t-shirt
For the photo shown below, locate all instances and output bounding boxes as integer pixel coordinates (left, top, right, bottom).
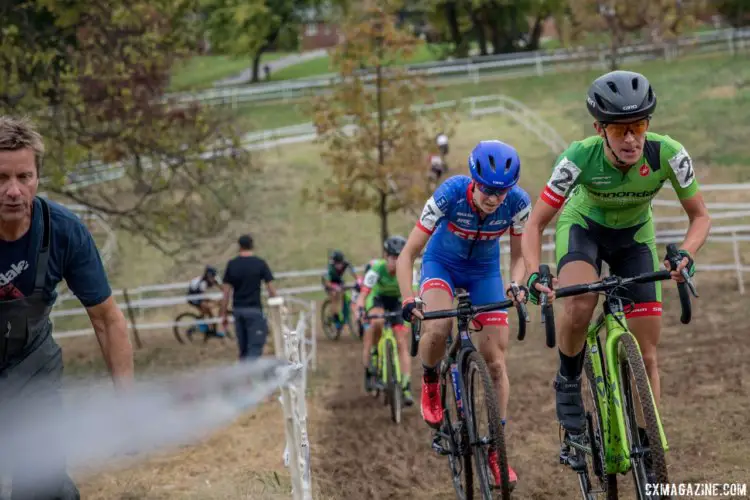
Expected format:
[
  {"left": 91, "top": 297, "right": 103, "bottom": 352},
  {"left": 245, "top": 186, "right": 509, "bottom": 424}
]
[{"left": 222, "top": 255, "right": 274, "bottom": 309}]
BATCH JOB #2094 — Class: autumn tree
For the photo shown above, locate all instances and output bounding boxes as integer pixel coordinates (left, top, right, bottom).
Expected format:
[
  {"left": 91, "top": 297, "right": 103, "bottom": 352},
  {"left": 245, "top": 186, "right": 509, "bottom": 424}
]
[
  {"left": 311, "top": 1, "right": 457, "bottom": 244},
  {"left": 199, "top": 0, "right": 315, "bottom": 83},
  {"left": 1, "top": 0, "right": 251, "bottom": 255},
  {"left": 567, "top": 0, "right": 708, "bottom": 70}
]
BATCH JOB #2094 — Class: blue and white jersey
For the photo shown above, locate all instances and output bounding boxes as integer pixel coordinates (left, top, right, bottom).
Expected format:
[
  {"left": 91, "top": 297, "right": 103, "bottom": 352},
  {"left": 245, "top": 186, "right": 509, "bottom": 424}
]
[{"left": 416, "top": 175, "right": 531, "bottom": 267}]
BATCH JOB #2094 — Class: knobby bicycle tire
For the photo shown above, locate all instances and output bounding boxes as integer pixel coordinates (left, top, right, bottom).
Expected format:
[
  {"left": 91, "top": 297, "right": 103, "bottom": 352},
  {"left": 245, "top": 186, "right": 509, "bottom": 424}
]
[
  {"left": 466, "top": 351, "right": 510, "bottom": 500},
  {"left": 618, "top": 334, "right": 669, "bottom": 499},
  {"left": 441, "top": 360, "right": 474, "bottom": 500},
  {"left": 583, "top": 348, "right": 618, "bottom": 500},
  {"left": 386, "top": 337, "right": 402, "bottom": 424},
  {"left": 320, "top": 299, "right": 341, "bottom": 340},
  {"left": 173, "top": 312, "right": 200, "bottom": 344}
]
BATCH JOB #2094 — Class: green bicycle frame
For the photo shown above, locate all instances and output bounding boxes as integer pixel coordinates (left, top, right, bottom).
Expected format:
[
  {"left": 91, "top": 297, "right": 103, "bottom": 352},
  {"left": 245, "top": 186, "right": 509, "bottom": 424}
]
[
  {"left": 586, "top": 309, "right": 669, "bottom": 475},
  {"left": 376, "top": 325, "right": 402, "bottom": 387}
]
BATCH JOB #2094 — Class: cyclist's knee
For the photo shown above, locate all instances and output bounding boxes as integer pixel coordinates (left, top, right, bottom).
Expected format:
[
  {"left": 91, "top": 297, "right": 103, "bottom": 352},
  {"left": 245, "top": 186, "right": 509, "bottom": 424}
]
[
  {"left": 424, "top": 317, "right": 451, "bottom": 340},
  {"left": 371, "top": 318, "right": 385, "bottom": 331},
  {"left": 485, "top": 355, "right": 508, "bottom": 382},
  {"left": 641, "top": 349, "right": 658, "bottom": 373},
  {"left": 563, "top": 294, "right": 598, "bottom": 329}
]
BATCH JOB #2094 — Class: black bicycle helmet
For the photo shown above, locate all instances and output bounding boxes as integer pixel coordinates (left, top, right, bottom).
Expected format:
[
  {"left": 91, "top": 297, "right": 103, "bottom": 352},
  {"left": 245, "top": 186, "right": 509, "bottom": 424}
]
[
  {"left": 586, "top": 70, "right": 657, "bottom": 123},
  {"left": 384, "top": 235, "right": 406, "bottom": 256},
  {"left": 330, "top": 250, "right": 345, "bottom": 263},
  {"left": 204, "top": 265, "right": 218, "bottom": 277}
]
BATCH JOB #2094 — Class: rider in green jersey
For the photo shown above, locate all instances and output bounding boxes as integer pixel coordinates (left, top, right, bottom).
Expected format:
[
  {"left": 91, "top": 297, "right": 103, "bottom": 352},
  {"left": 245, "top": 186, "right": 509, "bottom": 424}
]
[
  {"left": 521, "top": 70, "right": 711, "bottom": 442},
  {"left": 356, "top": 236, "right": 414, "bottom": 406},
  {"left": 322, "top": 250, "right": 359, "bottom": 331}
]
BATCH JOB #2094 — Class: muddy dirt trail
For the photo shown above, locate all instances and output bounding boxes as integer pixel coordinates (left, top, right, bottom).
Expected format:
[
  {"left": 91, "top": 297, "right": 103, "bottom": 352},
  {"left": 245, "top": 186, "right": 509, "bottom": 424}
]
[{"left": 309, "top": 285, "right": 750, "bottom": 499}]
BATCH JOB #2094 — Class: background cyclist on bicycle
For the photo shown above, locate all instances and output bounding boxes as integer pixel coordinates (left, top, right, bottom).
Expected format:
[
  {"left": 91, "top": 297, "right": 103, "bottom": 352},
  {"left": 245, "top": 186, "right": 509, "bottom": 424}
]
[
  {"left": 356, "top": 236, "right": 413, "bottom": 405},
  {"left": 187, "top": 265, "right": 223, "bottom": 336},
  {"left": 521, "top": 70, "right": 711, "bottom": 450},
  {"left": 322, "top": 250, "right": 359, "bottom": 332},
  {"left": 397, "top": 140, "right": 532, "bottom": 489}
]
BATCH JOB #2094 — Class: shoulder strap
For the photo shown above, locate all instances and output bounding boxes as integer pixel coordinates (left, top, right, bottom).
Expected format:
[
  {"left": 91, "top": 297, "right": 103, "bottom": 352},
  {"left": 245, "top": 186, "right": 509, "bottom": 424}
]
[
  {"left": 33, "top": 197, "right": 52, "bottom": 293},
  {"left": 643, "top": 140, "right": 662, "bottom": 172}
]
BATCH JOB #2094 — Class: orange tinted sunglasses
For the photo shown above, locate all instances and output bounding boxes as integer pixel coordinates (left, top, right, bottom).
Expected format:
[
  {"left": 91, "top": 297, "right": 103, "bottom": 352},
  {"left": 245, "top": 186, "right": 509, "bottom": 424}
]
[{"left": 602, "top": 118, "right": 650, "bottom": 139}]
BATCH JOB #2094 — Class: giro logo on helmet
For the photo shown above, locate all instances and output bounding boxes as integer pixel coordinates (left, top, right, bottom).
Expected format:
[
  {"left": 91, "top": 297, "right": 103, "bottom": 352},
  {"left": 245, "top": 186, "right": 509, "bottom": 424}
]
[{"left": 622, "top": 104, "right": 638, "bottom": 111}]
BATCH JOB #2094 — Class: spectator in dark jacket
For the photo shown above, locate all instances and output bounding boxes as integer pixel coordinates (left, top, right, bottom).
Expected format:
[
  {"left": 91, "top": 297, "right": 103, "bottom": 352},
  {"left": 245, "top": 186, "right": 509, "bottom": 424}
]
[{"left": 220, "top": 234, "right": 276, "bottom": 359}]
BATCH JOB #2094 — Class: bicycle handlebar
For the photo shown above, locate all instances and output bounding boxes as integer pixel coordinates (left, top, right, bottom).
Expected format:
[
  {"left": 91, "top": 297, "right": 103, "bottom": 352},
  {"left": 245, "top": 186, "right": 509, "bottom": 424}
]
[
  {"left": 321, "top": 277, "right": 361, "bottom": 292},
  {"left": 542, "top": 244, "right": 697, "bottom": 346},
  {"left": 364, "top": 311, "right": 402, "bottom": 322},
  {"left": 408, "top": 296, "right": 528, "bottom": 357}
]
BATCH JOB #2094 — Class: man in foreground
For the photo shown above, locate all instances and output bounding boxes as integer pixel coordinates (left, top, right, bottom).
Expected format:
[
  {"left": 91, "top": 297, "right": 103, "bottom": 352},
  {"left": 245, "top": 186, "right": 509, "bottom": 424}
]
[{"left": 0, "top": 116, "right": 133, "bottom": 498}]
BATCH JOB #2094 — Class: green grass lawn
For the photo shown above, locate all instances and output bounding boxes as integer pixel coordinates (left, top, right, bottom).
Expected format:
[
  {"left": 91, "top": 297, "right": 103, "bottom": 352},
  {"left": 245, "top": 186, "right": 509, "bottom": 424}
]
[
  {"left": 269, "top": 42, "right": 450, "bottom": 81},
  {"left": 220, "top": 51, "right": 750, "bottom": 270},
  {"left": 236, "top": 52, "right": 750, "bottom": 169},
  {"left": 169, "top": 52, "right": 291, "bottom": 92},
  {"left": 90, "top": 51, "right": 750, "bottom": 292}
]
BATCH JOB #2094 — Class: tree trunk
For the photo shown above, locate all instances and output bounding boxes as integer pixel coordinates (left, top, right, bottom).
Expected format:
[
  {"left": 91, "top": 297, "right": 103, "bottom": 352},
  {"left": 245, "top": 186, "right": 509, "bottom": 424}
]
[
  {"left": 445, "top": 2, "right": 468, "bottom": 57},
  {"left": 609, "top": 33, "right": 621, "bottom": 70},
  {"left": 379, "top": 191, "right": 388, "bottom": 244},
  {"left": 487, "top": 2, "right": 507, "bottom": 55},
  {"left": 251, "top": 50, "right": 264, "bottom": 83},
  {"left": 526, "top": 13, "right": 546, "bottom": 51},
  {"left": 468, "top": 5, "right": 488, "bottom": 56},
  {"left": 376, "top": 41, "right": 387, "bottom": 244}
]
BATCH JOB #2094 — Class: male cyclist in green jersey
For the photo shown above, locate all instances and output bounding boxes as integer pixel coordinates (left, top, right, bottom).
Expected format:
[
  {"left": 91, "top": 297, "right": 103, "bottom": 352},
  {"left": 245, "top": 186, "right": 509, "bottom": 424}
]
[
  {"left": 355, "top": 236, "right": 414, "bottom": 406},
  {"left": 521, "top": 70, "right": 711, "bottom": 450}
]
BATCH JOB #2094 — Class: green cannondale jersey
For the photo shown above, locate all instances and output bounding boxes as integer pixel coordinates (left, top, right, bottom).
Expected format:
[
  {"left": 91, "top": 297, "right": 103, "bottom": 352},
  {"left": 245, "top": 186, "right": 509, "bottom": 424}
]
[
  {"left": 540, "top": 132, "right": 699, "bottom": 228},
  {"left": 362, "top": 259, "right": 400, "bottom": 297}
]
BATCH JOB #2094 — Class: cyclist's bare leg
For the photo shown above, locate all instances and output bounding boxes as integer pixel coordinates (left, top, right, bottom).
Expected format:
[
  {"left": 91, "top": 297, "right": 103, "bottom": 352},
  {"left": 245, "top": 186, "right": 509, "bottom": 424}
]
[
  {"left": 362, "top": 306, "right": 385, "bottom": 368},
  {"left": 557, "top": 261, "right": 600, "bottom": 356},
  {"left": 393, "top": 325, "right": 412, "bottom": 380},
  {"left": 329, "top": 289, "right": 342, "bottom": 317},
  {"left": 475, "top": 323, "right": 510, "bottom": 420},
  {"left": 555, "top": 261, "right": 599, "bottom": 437},
  {"left": 627, "top": 316, "right": 662, "bottom": 404},
  {"left": 418, "top": 288, "right": 454, "bottom": 367},
  {"left": 199, "top": 301, "right": 213, "bottom": 318}
]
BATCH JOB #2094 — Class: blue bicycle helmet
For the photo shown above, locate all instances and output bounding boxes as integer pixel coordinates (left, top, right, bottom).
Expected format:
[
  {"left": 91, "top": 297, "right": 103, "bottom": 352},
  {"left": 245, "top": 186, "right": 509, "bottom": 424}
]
[{"left": 468, "top": 140, "right": 521, "bottom": 189}]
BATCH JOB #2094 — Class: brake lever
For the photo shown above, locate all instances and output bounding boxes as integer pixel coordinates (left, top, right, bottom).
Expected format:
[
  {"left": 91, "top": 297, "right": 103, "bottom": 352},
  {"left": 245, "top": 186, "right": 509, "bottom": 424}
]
[
  {"left": 681, "top": 269, "right": 699, "bottom": 298},
  {"left": 510, "top": 282, "right": 530, "bottom": 323},
  {"left": 666, "top": 243, "right": 699, "bottom": 298}
]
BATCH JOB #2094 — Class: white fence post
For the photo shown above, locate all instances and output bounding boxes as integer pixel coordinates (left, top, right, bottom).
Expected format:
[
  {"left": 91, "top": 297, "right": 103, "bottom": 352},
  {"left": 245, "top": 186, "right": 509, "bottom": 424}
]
[
  {"left": 732, "top": 231, "right": 745, "bottom": 295},
  {"left": 268, "top": 296, "right": 312, "bottom": 500},
  {"left": 309, "top": 299, "right": 318, "bottom": 372}
]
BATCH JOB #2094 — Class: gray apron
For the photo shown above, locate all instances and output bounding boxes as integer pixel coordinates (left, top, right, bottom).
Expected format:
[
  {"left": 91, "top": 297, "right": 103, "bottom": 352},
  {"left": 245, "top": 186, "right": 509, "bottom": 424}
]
[{"left": 0, "top": 198, "right": 80, "bottom": 500}]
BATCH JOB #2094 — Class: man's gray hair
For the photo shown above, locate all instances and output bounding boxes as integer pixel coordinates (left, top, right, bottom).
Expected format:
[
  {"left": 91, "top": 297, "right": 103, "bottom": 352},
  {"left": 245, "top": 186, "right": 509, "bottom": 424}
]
[{"left": 0, "top": 116, "right": 45, "bottom": 175}]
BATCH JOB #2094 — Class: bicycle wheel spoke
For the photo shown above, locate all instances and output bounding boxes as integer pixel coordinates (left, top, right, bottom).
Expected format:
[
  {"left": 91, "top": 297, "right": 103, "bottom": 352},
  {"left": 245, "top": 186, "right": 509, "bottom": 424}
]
[
  {"left": 465, "top": 351, "right": 510, "bottom": 500},
  {"left": 618, "top": 335, "right": 669, "bottom": 500},
  {"left": 442, "top": 364, "right": 472, "bottom": 500}
]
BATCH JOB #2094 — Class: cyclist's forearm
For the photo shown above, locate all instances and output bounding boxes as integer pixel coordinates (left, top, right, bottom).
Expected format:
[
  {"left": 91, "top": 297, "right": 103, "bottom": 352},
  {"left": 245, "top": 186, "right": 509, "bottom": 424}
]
[
  {"left": 219, "top": 285, "right": 231, "bottom": 317},
  {"left": 521, "top": 225, "right": 544, "bottom": 276},
  {"left": 396, "top": 253, "right": 417, "bottom": 300},
  {"left": 680, "top": 213, "right": 711, "bottom": 256},
  {"left": 510, "top": 253, "right": 526, "bottom": 284},
  {"left": 356, "top": 290, "right": 370, "bottom": 309}
]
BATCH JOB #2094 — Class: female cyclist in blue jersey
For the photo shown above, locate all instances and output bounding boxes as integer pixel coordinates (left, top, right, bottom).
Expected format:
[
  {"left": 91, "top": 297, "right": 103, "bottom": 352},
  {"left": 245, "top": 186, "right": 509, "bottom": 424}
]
[{"left": 397, "top": 140, "right": 531, "bottom": 490}]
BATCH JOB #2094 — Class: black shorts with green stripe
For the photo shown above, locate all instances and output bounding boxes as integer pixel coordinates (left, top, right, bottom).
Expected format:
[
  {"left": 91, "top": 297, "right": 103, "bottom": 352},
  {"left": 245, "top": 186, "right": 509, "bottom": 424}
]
[{"left": 555, "top": 214, "right": 662, "bottom": 318}]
